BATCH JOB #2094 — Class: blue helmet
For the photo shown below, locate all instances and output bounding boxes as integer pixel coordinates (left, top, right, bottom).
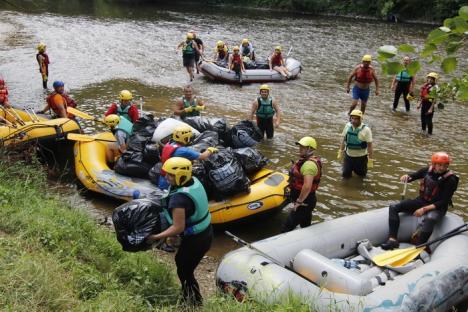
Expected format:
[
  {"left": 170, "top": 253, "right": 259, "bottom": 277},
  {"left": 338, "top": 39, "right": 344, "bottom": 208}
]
[{"left": 53, "top": 80, "right": 64, "bottom": 89}]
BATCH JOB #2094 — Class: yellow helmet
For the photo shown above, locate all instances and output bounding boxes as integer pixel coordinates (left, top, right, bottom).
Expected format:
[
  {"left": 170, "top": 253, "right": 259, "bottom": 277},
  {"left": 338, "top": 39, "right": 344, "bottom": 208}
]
[
  {"left": 119, "top": 90, "right": 133, "bottom": 101},
  {"left": 216, "top": 40, "right": 225, "bottom": 48},
  {"left": 186, "top": 32, "right": 194, "bottom": 40},
  {"left": 172, "top": 125, "right": 193, "bottom": 145},
  {"left": 295, "top": 136, "right": 317, "bottom": 149},
  {"left": 104, "top": 114, "right": 120, "bottom": 128},
  {"left": 350, "top": 109, "right": 363, "bottom": 118},
  {"left": 427, "top": 72, "right": 439, "bottom": 80},
  {"left": 362, "top": 54, "right": 372, "bottom": 62},
  {"left": 275, "top": 46, "right": 282, "bottom": 52},
  {"left": 233, "top": 46, "right": 240, "bottom": 51},
  {"left": 37, "top": 42, "right": 46, "bottom": 52},
  {"left": 259, "top": 84, "right": 270, "bottom": 91},
  {"left": 242, "top": 38, "right": 249, "bottom": 44},
  {"left": 162, "top": 157, "right": 192, "bottom": 186}
]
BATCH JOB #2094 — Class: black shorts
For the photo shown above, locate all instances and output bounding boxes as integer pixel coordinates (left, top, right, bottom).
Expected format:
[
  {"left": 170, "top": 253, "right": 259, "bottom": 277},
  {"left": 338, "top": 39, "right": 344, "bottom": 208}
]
[{"left": 183, "top": 55, "right": 195, "bottom": 67}]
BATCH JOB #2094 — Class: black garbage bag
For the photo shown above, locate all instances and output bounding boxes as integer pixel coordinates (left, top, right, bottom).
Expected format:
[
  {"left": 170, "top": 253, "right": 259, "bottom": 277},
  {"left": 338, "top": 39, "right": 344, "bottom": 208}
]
[
  {"left": 112, "top": 197, "right": 169, "bottom": 252},
  {"left": 184, "top": 116, "right": 228, "bottom": 137},
  {"left": 230, "top": 120, "right": 263, "bottom": 148},
  {"left": 203, "top": 147, "right": 250, "bottom": 197},
  {"left": 127, "top": 134, "right": 150, "bottom": 153},
  {"left": 148, "top": 162, "right": 163, "bottom": 185},
  {"left": 115, "top": 151, "right": 152, "bottom": 179},
  {"left": 190, "top": 131, "right": 219, "bottom": 153},
  {"left": 143, "top": 143, "right": 160, "bottom": 166},
  {"left": 192, "top": 162, "right": 209, "bottom": 191},
  {"left": 233, "top": 147, "right": 269, "bottom": 174},
  {"left": 127, "top": 114, "right": 158, "bottom": 152}
]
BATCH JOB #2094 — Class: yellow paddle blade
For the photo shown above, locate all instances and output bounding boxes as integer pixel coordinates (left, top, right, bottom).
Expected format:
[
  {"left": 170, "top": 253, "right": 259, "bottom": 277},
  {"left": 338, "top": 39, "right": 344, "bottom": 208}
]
[
  {"left": 67, "top": 133, "right": 116, "bottom": 143},
  {"left": 66, "top": 107, "right": 95, "bottom": 120},
  {"left": 387, "top": 247, "right": 424, "bottom": 267},
  {"left": 372, "top": 246, "right": 423, "bottom": 267}
]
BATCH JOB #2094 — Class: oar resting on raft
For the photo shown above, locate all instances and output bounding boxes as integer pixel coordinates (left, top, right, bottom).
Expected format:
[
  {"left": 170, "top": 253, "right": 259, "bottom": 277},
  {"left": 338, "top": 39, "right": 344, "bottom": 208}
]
[
  {"left": 372, "top": 222, "right": 468, "bottom": 267},
  {"left": 66, "top": 107, "right": 105, "bottom": 123},
  {"left": 67, "top": 133, "right": 116, "bottom": 143}
]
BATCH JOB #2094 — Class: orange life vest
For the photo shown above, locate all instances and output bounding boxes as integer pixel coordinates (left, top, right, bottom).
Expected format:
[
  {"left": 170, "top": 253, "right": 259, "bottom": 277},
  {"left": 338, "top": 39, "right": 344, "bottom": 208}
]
[
  {"left": 46, "top": 91, "right": 77, "bottom": 118},
  {"left": 0, "top": 88, "right": 8, "bottom": 104},
  {"left": 271, "top": 53, "right": 283, "bottom": 67},
  {"left": 355, "top": 65, "right": 374, "bottom": 83}
]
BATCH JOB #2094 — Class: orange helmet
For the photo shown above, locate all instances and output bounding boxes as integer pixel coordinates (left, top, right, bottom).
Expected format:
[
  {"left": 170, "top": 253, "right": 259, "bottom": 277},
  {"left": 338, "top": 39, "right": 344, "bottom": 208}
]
[{"left": 431, "top": 152, "right": 451, "bottom": 164}]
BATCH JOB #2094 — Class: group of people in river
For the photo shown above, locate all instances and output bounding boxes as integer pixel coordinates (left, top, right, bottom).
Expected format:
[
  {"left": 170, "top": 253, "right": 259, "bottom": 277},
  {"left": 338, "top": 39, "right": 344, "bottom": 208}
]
[{"left": 0, "top": 37, "right": 459, "bottom": 308}]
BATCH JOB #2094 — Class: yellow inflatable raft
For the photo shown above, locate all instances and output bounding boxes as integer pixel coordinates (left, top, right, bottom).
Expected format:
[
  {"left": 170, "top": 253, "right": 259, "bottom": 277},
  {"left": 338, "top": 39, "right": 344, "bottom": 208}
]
[
  {"left": 0, "top": 107, "right": 80, "bottom": 146},
  {"left": 74, "top": 132, "right": 289, "bottom": 224}
]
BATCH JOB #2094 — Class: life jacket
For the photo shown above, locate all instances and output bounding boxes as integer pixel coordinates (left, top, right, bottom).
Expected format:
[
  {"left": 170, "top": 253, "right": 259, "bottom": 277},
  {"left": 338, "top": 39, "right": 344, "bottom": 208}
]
[
  {"left": 232, "top": 53, "right": 242, "bottom": 65},
  {"left": 36, "top": 52, "right": 50, "bottom": 71},
  {"left": 182, "top": 40, "right": 195, "bottom": 56},
  {"left": 420, "top": 83, "right": 436, "bottom": 103},
  {"left": 241, "top": 45, "right": 251, "bottom": 56},
  {"left": 113, "top": 116, "right": 133, "bottom": 137},
  {"left": 289, "top": 156, "right": 322, "bottom": 192},
  {"left": 396, "top": 69, "right": 412, "bottom": 83},
  {"left": 116, "top": 104, "right": 133, "bottom": 122},
  {"left": 163, "top": 177, "right": 211, "bottom": 236},
  {"left": 46, "top": 91, "right": 76, "bottom": 118},
  {"left": 0, "top": 88, "right": 8, "bottom": 104},
  {"left": 419, "top": 166, "right": 455, "bottom": 202},
  {"left": 355, "top": 64, "right": 374, "bottom": 84},
  {"left": 271, "top": 53, "right": 283, "bottom": 67},
  {"left": 161, "top": 142, "right": 182, "bottom": 164},
  {"left": 256, "top": 96, "right": 275, "bottom": 119},
  {"left": 182, "top": 97, "right": 200, "bottom": 117},
  {"left": 218, "top": 47, "right": 228, "bottom": 60},
  {"left": 345, "top": 123, "right": 368, "bottom": 150}
]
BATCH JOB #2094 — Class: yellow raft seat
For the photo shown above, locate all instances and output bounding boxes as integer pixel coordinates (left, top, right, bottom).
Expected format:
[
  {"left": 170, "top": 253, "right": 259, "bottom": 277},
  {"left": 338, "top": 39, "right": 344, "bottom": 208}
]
[
  {"left": 0, "top": 107, "right": 81, "bottom": 146},
  {"left": 74, "top": 132, "right": 290, "bottom": 224}
]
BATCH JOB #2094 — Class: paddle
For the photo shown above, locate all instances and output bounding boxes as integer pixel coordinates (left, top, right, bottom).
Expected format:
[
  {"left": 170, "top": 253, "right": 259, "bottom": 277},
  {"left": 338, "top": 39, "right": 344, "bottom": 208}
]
[
  {"left": 66, "top": 107, "right": 98, "bottom": 121},
  {"left": 372, "top": 222, "right": 468, "bottom": 267},
  {"left": 401, "top": 180, "right": 408, "bottom": 200},
  {"left": 67, "top": 133, "right": 116, "bottom": 143}
]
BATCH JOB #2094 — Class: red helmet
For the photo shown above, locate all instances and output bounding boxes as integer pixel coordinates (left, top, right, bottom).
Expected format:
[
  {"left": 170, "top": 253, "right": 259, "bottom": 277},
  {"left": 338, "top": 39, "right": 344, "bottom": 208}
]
[{"left": 431, "top": 152, "right": 451, "bottom": 164}]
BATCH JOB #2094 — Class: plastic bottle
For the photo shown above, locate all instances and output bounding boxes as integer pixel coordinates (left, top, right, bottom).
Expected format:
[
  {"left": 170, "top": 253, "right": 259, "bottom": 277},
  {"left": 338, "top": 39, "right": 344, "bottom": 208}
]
[{"left": 331, "top": 258, "right": 359, "bottom": 269}]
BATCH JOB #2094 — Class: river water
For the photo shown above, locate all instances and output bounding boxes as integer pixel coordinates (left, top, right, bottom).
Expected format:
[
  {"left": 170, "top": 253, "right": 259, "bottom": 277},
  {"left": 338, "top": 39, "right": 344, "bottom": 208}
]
[{"left": 1, "top": 2, "right": 466, "bottom": 258}]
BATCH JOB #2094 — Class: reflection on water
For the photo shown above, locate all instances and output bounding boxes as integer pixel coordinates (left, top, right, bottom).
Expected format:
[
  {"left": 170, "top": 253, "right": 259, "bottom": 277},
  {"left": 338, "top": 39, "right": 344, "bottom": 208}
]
[{"left": 0, "top": 3, "right": 466, "bottom": 259}]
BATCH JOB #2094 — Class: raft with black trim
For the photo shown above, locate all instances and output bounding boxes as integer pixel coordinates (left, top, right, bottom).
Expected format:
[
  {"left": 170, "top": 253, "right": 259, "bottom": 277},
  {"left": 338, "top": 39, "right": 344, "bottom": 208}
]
[
  {"left": 216, "top": 208, "right": 468, "bottom": 311},
  {"left": 73, "top": 132, "right": 289, "bottom": 224},
  {"left": 0, "top": 107, "right": 81, "bottom": 146},
  {"left": 200, "top": 58, "right": 301, "bottom": 83}
]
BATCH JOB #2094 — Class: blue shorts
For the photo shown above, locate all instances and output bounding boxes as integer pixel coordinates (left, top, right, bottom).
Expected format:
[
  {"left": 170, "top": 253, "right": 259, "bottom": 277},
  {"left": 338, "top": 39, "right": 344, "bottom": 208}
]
[{"left": 352, "top": 85, "right": 370, "bottom": 102}]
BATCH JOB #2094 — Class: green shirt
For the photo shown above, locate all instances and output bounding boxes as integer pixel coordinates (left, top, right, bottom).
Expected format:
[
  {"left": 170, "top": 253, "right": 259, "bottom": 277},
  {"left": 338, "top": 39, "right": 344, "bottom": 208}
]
[{"left": 301, "top": 160, "right": 319, "bottom": 177}]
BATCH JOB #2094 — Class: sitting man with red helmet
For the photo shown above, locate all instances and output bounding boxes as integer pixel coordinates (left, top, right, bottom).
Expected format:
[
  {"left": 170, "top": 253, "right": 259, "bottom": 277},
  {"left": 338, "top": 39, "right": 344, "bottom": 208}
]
[{"left": 381, "top": 152, "right": 459, "bottom": 250}]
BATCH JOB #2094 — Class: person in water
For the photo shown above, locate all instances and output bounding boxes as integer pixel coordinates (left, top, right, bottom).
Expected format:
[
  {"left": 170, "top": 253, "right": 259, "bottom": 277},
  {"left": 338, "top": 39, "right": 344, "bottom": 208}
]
[
  {"left": 249, "top": 84, "right": 281, "bottom": 139},
  {"left": 189, "top": 30, "right": 204, "bottom": 74},
  {"left": 105, "top": 90, "right": 140, "bottom": 123},
  {"left": 381, "top": 152, "right": 459, "bottom": 250},
  {"left": 146, "top": 157, "right": 213, "bottom": 306},
  {"left": 173, "top": 85, "right": 205, "bottom": 119},
  {"left": 269, "top": 46, "right": 290, "bottom": 78},
  {"left": 228, "top": 46, "right": 246, "bottom": 82},
  {"left": 0, "top": 78, "right": 11, "bottom": 108},
  {"left": 177, "top": 32, "right": 200, "bottom": 81},
  {"left": 36, "top": 42, "right": 50, "bottom": 89},
  {"left": 346, "top": 54, "right": 380, "bottom": 114},
  {"left": 282, "top": 136, "right": 322, "bottom": 232},
  {"left": 417, "top": 72, "right": 439, "bottom": 136},
  {"left": 391, "top": 56, "right": 415, "bottom": 112},
  {"left": 38, "top": 80, "right": 77, "bottom": 119}
]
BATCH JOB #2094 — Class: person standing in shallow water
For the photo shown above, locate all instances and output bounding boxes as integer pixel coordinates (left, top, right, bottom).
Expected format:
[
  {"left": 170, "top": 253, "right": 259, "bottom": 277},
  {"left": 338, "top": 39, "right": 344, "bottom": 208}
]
[
  {"left": 417, "top": 72, "right": 439, "bottom": 136},
  {"left": 391, "top": 56, "right": 415, "bottom": 112},
  {"left": 36, "top": 42, "right": 50, "bottom": 89},
  {"left": 249, "top": 84, "right": 281, "bottom": 139},
  {"left": 177, "top": 33, "right": 200, "bottom": 81}
]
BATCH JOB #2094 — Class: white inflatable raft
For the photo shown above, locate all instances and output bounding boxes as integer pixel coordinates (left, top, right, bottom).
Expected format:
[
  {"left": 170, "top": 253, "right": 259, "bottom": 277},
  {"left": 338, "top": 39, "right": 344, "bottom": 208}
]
[
  {"left": 200, "top": 58, "right": 301, "bottom": 83},
  {"left": 216, "top": 208, "right": 468, "bottom": 311}
]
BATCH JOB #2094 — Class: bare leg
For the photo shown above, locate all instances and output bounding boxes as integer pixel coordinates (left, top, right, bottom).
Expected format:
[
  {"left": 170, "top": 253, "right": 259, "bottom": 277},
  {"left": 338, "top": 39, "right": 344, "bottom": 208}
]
[
  {"left": 360, "top": 101, "right": 367, "bottom": 114},
  {"left": 348, "top": 99, "right": 359, "bottom": 114}
]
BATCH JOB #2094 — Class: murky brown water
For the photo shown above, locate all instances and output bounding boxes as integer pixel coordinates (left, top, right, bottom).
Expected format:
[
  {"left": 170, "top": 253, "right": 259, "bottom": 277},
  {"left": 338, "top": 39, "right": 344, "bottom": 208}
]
[{"left": 1, "top": 2, "right": 466, "bottom": 258}]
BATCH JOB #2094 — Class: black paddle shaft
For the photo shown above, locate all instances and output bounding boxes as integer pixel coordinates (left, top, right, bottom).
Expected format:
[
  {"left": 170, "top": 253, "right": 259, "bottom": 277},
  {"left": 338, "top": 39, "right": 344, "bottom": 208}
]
[{"left": 416, "top": 223, "right": 468, "bottom": 248}]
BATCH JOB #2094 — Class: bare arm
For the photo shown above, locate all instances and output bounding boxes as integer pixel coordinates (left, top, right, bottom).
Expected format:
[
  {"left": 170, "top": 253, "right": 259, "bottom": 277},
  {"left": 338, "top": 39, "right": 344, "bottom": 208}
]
[
  {"left": 391, "top": 76, "right": 397, "bottom": 90},
  {"left": 297, "top": 175, "right": 313, "bottom": 203},
  {"left": 147, "top": 208, "right": 185, "bottom": 241},
  {"left": 173, "top": 100, "right": 185, "bottom": 116},
  {"left": 228, "top": 55, "right": 233, "bottom": 70},
  {"left": 269, "top": 54, "right": 273, "bottom": 70},
  {"left": 272, "top": 100, "right": 281, "bottom": 126},
  {"left": 346, "top": 68, "right": 357, "bottom": 92},
  {"left": 367, "top": 142, "right": 373, "bottom": 159},
  {"left": 372, "top": 70, "right": 380, "bottom": 95},
  {"left": 250, "top": 100, "right": 258, "bottom": 120}
]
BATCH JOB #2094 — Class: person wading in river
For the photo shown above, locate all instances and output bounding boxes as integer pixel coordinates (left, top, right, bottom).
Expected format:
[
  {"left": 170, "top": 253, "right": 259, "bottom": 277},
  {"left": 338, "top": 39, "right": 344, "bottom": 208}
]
[
  {"left": 0, "top": 79, "right": 11, "bottom": 108},
  {"left": 173, "top": 85, "right": 205, "bottom": 119},
  {"left": 249, "top": 84, "right": 281, "bottom": 139},
  {"left": 177, "top": 32, "right": 200, "bottom": 81},
  {"left": 381, "top": 152, "right": 458, "bottom": 250},
  {"left": 282, "top": 136, "right": 322, "bottom": 232},
  {"left": 391, "top": 56, "right": 415, "bottom": 112},
  {"left": 346, "top": 54, "right": 380, "bottom": 114},
  {"left": 36, "top": 42, "right": 50, "bottom": 89},
  {"left": 189, "top": 30, "right": 204, "bottom": 74},
  {"left": 146, "top": 157, "right": 213, "bottom": 306},
  {"left": 337, "top": 109, "right": 373, "bottom": 179},
  {"left": 228, "top": 46, "right": 245, "bottom": 82},
  {"left": 417, "top": 72, "right": 439, "bottom": 136}
]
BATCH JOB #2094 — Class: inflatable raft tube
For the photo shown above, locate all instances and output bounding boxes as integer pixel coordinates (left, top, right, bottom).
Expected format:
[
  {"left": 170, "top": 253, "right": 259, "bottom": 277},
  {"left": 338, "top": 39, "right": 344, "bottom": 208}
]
[
  {"left": 73, "top": 132, "right": 289, "bottom": 224},
  {"left": 200, "top": 58, "right": 301, "bottom": 83}
]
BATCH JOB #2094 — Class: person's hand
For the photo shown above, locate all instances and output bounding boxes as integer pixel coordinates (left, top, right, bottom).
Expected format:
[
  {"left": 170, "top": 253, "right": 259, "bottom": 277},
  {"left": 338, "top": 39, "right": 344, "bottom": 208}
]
[
  {"left": 292, "top": 201, "right": 305, "bottom": 211},
  {"left": 207, "top": 147, "right": 218, "bottom": 154},
  {"left": 400, "top": 174, "right": 410, "bottom": 183},
  {"left": 416, "top": 105, "right": 421, "bottom": 110},
  {"left": 427, "top": 108, "right": 433, "bottom": 114},
  {"left": 194, "top": 105, "right": 205, "bottom": 111},
  {"left": 274, "top": 119, "right": 280, "bottom": 128},
  {"left": 184, "top": 106, "right": 193, "bottom": 113},
  {"left": 337, "top": 149, "right": 343, "bottom": 160},
  {"left": 346, "top": 87, "right": 350, "bottom": 93},
  {"left": 367, "top": 158, "right": 374, "bottom": 168},
  {"left": 413, "top": 207, "right": 426, "bottom": 217},
  {"left": 375, "top": 90, "right": 380, "bottom": 96}
]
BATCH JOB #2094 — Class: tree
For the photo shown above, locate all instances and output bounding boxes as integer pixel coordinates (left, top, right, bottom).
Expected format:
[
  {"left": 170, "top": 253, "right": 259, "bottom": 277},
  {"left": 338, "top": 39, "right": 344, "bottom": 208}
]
[{"left": 377, "top": 5, "right": 468, "bottom": 104}]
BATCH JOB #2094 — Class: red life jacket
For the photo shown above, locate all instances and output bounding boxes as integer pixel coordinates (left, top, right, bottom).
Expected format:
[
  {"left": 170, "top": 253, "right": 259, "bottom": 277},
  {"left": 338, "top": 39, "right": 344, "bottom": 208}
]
[
  {"left": 0, "top": 88, "right": 8, "bottom": 104},
  {"left": 289, "top": 156, "right": 322, "bottom": 192},
  {"left": 232, "top": 53, "right": 242, "bottom": 65},
  {"left": 419, "top": 166, "right": 454, "bottom": 201},
  {"left": 36, "top": 52, "right": 50, "bottom": 70},
  {"left": 420, "top": 83, "right": 433, "bottom": 98},
  {"left": 355, "top": 65, "right": 374, "bottom": 83},
  {"left": 46, "top": 91, "right": 77, "bottom": 118},
  {"left": 271, "top": 53, "right": 283, "bottom": 67},
  {"left": 161, "top": 142, "right": 182, "bottom": 163}
]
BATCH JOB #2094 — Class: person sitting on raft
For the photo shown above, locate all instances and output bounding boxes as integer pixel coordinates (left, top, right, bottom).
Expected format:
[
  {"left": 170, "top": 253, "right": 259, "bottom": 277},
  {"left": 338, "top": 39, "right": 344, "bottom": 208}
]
[
  {"left": 103, "top": 114, "right": 133, "bottom": 164},
  {"left": 269, "top": 46, "right": 290, "bottom": 79},
  {"left": 213, "top": 40, "right": 229, "bottom": 66},
  {"left": 104, "top": 90, "right": 140, "bottom": 123},
  {"left": 240, "top": 38, "right": 255, "bottom": 61},
  {"left": 228, "top": 46, "right": 245, "bottom": 81},
  {"left": 37, "top": 80, "right": 77, "bottom": 119}
]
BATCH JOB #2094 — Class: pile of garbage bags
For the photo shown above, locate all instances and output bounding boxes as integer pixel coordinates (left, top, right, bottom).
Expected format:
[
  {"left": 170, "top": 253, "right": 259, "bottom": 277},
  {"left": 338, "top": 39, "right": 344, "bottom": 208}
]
[{"left": 114, "top": 114, "right": 269, "bottom": 198}]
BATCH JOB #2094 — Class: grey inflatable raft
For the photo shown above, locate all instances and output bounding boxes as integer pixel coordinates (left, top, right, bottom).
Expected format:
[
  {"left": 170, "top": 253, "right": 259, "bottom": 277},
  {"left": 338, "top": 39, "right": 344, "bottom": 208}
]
[
  {"left": 200, "top": 58, "right": 301, "bottom": 83},
  {"left": 216, "top": 208, "right": 468, "bottom": 311}
]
